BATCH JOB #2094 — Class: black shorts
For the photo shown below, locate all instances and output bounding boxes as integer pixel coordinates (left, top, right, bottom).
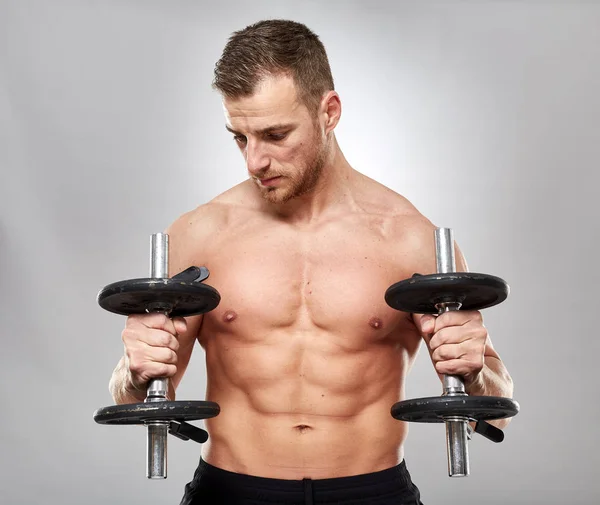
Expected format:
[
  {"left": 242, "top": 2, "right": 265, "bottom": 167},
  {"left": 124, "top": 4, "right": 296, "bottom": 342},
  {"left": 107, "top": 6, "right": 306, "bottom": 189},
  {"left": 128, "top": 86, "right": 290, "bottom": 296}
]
[{"left": 179, "top": 459, "right": 424, "bottom": 505}]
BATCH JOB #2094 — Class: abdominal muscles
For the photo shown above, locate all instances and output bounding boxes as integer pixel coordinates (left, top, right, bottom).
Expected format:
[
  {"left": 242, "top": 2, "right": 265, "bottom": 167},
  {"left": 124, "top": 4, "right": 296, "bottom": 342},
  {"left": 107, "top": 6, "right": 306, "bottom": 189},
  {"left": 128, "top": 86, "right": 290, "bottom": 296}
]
[{"left": 201, "top": 321, "right": 413, "bottom": 478}]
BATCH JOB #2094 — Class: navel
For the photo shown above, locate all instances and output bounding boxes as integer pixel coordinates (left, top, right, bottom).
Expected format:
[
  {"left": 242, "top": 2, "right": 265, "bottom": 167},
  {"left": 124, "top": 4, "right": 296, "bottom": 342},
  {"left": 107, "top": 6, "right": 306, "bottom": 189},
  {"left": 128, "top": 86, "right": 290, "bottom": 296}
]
[
  {"left": 369, "top": 317, "right": 383, "bottom": 330},
  {"left": 223, "top": 310, "right": 238, "bottom": 323},
  {"left": 294, "top": 425, "right": 312, "bottom": 434}
]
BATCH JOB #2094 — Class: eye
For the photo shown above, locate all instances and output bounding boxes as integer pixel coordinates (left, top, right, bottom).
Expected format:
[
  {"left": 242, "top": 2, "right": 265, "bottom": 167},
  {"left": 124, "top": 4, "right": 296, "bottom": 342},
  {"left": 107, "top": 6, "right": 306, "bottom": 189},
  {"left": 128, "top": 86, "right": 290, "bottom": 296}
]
[
  {"left": 268, "top": 132, "right": 287, "bottom": 141},
  {"left": 233, "top": 135, "right": 247, "bottom": 144}
]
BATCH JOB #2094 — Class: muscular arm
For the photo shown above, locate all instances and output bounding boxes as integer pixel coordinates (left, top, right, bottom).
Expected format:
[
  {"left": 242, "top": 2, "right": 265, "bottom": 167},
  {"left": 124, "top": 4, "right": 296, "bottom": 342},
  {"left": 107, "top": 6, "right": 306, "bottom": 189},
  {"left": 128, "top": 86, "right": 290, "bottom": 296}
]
[
  {"left": 453, "top": 242, "right": 515, "bottom": 416},
  {"left": 408, "top": 221, "right": 515, "bottom": 429},
  {"left": 108, "top": 205, "right": 218, "bottom": 404}
]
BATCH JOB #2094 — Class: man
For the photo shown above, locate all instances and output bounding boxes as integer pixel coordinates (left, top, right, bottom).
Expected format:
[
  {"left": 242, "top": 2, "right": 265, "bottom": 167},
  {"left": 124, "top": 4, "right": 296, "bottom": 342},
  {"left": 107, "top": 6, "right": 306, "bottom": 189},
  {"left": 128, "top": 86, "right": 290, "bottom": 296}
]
[{"left": 108, "top": 19, "right": 514, "bottom": 504}]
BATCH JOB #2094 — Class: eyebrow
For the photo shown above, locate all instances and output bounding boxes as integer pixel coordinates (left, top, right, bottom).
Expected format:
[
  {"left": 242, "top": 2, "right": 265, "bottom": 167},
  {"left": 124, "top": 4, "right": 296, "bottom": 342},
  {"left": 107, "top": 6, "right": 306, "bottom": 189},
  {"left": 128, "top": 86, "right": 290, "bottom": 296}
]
[{"left": 225, "top": 123, "right": 295, "bottom": 135}]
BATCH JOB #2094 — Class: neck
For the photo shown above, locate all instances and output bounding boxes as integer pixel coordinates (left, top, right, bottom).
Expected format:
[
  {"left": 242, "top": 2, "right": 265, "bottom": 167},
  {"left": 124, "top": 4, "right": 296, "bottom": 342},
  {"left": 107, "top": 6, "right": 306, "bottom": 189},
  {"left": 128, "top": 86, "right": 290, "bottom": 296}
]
[{"left": 263, "top": 138, "right": 355, "bottom": 224}]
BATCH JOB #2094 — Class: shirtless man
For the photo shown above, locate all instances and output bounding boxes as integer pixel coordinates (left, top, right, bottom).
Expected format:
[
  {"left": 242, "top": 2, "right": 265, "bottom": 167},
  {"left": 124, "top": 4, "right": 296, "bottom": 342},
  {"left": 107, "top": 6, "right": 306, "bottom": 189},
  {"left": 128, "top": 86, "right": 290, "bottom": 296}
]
[{"left": 108, "top": 20, "right": 514, "bottom": 504}]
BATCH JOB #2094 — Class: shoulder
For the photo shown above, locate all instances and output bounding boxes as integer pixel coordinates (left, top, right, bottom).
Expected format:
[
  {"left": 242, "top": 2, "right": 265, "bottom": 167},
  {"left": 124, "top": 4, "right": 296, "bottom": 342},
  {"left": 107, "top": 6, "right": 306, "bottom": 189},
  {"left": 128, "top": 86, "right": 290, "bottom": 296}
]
[
  {"left": 353, "top": 173, "right": 462, "bottom": 274},
  {"left": 164, "top": 180, "right": 259, "bottom": 272},
  {"left": 167, "top": 181, "right": 256, "bottom": 234},
  {"left": 354, "top": 173, "right": 436, "bottom": 238},
  {"left": 165, "top": 201, "right": 227, "bottom": 246}
]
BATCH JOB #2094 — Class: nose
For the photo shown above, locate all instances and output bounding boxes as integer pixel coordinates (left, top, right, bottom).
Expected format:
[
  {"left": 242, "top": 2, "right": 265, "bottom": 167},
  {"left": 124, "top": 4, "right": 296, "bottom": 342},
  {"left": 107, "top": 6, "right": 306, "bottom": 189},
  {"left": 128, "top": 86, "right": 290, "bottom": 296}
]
[{"left": 245, "top": 139, "right": 270, "bottom": 177}]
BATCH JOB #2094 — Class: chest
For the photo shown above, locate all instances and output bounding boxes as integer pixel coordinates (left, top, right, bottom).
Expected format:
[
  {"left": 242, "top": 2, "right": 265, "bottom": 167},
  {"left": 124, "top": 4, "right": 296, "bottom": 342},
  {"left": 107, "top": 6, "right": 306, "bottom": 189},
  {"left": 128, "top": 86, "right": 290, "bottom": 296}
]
[{"left": 199, "top": 218, "right": 414, "bottom": 339}]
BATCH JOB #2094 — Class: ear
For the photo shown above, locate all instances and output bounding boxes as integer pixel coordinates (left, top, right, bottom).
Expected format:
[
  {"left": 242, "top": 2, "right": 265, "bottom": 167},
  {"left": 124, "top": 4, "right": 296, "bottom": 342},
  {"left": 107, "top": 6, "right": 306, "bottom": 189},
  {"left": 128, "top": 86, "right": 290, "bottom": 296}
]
[{"left": 320, "top": 91, "right": 342, "bottom": 135}]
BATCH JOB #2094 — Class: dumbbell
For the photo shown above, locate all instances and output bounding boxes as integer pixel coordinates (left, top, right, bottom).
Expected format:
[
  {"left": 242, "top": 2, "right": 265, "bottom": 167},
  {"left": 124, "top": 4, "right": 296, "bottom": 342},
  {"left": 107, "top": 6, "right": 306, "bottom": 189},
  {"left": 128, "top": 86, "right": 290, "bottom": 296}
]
[
  {"left": 385, "top": 228, "right": 519, "bottom": 477},
  {"left": 93, "top": 233, "right": 221, "bottom": 479}
]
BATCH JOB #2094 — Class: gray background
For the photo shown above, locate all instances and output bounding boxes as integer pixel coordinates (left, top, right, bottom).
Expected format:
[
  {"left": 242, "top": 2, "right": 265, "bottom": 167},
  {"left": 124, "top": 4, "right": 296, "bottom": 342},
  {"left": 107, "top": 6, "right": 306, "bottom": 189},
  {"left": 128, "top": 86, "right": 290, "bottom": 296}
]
[{"left": 1, "top": 0, "right": 598, "bottom": 503}]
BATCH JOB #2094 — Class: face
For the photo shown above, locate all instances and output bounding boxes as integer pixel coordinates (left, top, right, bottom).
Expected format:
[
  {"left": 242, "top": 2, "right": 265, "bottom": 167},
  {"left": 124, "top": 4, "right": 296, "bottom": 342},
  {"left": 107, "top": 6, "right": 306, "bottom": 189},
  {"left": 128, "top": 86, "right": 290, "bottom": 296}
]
[{"left": 223, "top": 75, "right": 329, "bottom": 204}]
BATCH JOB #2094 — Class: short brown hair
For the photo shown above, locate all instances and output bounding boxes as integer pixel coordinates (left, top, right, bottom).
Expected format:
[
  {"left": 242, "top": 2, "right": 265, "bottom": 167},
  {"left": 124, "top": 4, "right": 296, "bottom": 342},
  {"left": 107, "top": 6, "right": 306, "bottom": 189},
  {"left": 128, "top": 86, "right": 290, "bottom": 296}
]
[{"left": 213, "top": 19, "right": 335, "bottom": 113}]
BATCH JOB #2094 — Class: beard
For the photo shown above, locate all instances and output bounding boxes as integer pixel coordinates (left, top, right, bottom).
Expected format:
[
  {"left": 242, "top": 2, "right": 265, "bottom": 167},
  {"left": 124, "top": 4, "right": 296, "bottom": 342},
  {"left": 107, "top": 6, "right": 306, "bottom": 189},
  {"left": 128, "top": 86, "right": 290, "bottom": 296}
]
[{"left": 258, "top": 132, "right": 328, "bottom": 205}]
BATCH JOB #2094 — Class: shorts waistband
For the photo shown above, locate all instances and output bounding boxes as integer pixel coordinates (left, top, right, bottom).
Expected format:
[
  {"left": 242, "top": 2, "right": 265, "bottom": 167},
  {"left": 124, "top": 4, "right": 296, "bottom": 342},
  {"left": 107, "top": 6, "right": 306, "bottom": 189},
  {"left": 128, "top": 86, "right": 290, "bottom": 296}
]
[{"left": 193, "top": 459, "right": 413, "bottom": 493}]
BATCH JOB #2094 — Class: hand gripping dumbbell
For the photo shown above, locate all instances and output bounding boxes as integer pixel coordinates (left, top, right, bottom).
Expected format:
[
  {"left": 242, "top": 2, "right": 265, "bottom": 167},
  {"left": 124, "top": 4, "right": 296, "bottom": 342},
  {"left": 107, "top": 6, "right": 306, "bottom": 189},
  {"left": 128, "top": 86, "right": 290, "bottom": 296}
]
[
  {"left": 93, "top": 233, "right": 221, "bottom": 479},
  {"left": 385, "top": 228, "right": 520, "bottom": 477}
]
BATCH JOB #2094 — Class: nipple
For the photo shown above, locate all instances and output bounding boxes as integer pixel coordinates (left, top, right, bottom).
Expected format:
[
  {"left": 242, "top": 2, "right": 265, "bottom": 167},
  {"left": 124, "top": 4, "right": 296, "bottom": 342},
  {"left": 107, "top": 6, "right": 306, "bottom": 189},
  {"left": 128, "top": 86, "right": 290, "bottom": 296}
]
[
  {"left": 223, "top": 310, "right": 238, "bottom": 323},
  {"left": 369, "top": 317, "right": 383, "bottom": 330}
]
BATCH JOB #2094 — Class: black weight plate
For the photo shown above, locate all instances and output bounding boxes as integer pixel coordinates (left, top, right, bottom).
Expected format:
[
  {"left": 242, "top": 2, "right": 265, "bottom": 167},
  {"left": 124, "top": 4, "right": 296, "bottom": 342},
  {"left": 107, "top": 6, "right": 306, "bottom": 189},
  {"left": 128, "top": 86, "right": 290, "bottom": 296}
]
[
  {"left": 391, "top": 395, "right": 519, "bottom": 423},
  {"left": 93, "top": 400, "right": 220, "bottom": 425},
  {"left": 97, "top": 278, "right": 220, "bottom": 317},
  {"left": 385, "top": 273, "right": 509, "bottom": 314}
]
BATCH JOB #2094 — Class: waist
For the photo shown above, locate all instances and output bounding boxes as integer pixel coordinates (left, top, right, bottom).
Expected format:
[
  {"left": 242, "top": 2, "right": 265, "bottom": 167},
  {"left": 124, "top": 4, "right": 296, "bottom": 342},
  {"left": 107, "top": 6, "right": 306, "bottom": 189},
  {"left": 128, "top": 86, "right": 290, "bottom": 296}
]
[{"left": 192, "top": 458, "right": 416, "bottom": 495}]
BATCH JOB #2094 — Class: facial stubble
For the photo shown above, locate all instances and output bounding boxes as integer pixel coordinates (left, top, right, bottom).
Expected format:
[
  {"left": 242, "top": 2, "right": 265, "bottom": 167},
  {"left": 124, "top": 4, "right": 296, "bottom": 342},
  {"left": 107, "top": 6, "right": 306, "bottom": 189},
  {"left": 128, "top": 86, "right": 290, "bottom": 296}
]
[{"left": 260, "top": 131, "right": 328, "bottom": 204}]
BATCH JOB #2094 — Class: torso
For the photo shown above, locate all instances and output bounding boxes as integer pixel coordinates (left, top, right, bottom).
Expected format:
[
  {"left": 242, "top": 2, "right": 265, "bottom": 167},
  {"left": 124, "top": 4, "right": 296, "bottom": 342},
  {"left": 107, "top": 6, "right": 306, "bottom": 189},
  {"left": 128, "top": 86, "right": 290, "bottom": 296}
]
[{"left": 173, "top": 174, "right": 436, "bottom": 479}]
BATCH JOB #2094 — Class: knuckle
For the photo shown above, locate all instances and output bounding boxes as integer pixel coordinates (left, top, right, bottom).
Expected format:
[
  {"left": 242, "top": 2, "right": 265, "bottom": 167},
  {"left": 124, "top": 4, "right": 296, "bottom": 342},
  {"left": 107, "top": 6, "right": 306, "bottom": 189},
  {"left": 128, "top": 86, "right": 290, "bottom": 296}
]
[
  {"left": 465, "top": 353, "right": 483, "bottom": 368},
  {"left": 439, "top": 311, "right": 453, "bottom": 325},
  {"left": 128, "top": 359, "right": 144, "bottom": 374},
  {"left": 434, "top": 313, "right": 448, "bottom": 331},
  {"left": 149, "top": 330, "right": 170, "bottom": 347},
  {"left": 124, "top": 346, "right": 134, "bottom": 360},
  {"left": 125, "top": 315, "right": 142, "bottom": 327},
  {"left": 443, "top": 361, "right": 460, "bottom": 375},
  {"left": 121, "top": 327, "right": 136, "bottom": 344},
  {"left": 428, "top": 334, "right": 439, "bottom": 350},
  {"left": 160, "top": 331, "right": 172, "bottom": 347},
  {"left": 125, "top": 344, "right": 142, "bottom": 361},
  {"left": 434, "top": 361, "right": 447, "bottom": 374},
  {"left": 436, "top": 345, "right": 453, "bottom": 361},
  {"left": 434, "top": 327, "right": 451, "bottom": 345},
  {"left": 469, "top": 329, "right": 487, "bottom": 347},
  {"left": 160, "top": 363, "right": 177, "bottom": 377},
  {"left": 433, "top": 345, "right": 445, "bottom": 359},
  {"left": 466, "top": 314, "right": 484, "bottom": 331}
]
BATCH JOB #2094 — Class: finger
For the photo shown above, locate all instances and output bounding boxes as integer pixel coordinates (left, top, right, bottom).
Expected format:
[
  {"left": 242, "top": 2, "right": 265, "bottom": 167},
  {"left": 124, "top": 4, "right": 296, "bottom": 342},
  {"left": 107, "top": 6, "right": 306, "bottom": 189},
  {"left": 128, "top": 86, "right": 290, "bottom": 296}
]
[
  {"left": 126, "top": 341, "right": 178, "bottom": 365},
  {"left": 172, "top": 317, "right": 187, "bottom": 335},
  {"left": 122, "top": 326, "right": 180, "bottom": 353},
  {"left": 129, "top": 361, "right": 178, "bottom": 386},
  {"left": 433, "top": 310, "right": 482, "bottom": 333},
  {"left": 144, "top": 329, "right": 181, "bottom": 353},
  {"left": 127, "top": 313, "right": 179, "bottom": 336},
  {"left": 429, "top": 326, "right": 471, "bottom": 350},
  {"left": 145, "top": 346, "right": 178, "bottom": 366},
  {"left": 434, "top": 358, "right": 484, "bottom": 378},
  {"left": 413, "top": 313, "right": 436, "bottom": 336},
  {"left": 429, "top": 322, "right": 487, "bottom": 351},
  {"left": 126, "top": 347, "right": 178, "bottom": 381},
  {"left": 431, "top": 342, "right": 469, "bottom": 363}
]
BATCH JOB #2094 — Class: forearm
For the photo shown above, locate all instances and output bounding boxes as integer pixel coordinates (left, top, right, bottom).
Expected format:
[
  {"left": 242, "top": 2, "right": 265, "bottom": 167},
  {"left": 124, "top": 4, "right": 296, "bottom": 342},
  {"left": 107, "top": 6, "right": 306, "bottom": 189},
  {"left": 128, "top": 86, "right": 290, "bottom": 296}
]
[
  {"left": 109, "top": 357, "right": 146, "bottom": 404},
  {"left": 108, "top": 357, "right": 176, "bottom": 404},
  {"left": 465, "top": 355, "right": 514, "bottom": 429}
]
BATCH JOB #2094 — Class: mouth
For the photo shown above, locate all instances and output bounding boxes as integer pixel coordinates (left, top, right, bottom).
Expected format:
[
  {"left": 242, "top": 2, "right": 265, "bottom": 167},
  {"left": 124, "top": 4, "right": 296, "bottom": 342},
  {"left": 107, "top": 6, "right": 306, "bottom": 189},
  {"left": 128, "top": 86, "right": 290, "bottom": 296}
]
[{"left": 258, "top": 176, "right": 282, "bottom": 187}]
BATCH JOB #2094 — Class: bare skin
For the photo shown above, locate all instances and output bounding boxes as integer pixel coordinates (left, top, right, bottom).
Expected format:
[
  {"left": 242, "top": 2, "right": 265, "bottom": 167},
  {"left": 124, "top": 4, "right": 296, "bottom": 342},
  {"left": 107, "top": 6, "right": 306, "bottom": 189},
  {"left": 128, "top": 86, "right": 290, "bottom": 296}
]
[{"left": 110, "top": 75, "right": 513, "bottom": 480}]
